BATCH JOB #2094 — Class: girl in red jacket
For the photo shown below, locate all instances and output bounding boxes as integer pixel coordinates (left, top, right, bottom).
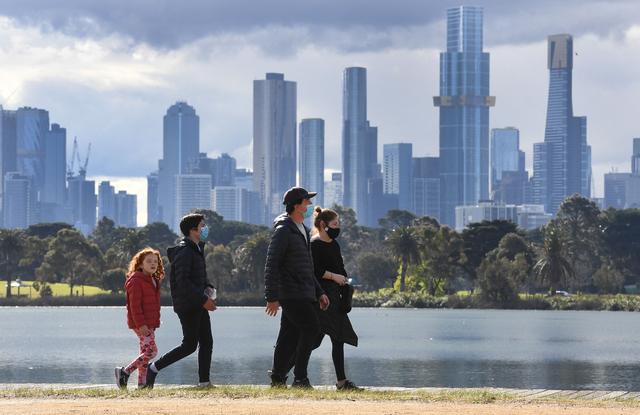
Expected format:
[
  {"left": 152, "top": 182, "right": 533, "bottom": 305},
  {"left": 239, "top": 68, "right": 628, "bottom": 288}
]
[{"left": 115, "top": 248, "right": 164, "bottom": 389}]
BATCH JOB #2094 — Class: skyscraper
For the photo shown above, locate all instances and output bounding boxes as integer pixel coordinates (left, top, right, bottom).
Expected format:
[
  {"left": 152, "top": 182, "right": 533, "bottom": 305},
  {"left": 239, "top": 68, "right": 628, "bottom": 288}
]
[
  {"left": 98, "top": 181, "right": 116, "bottom": 220},
  {"left": 434, "top": 6, "right": 494, "bottom": 226},
  {"left": 3, "top": 172, "right": 33, "bottom": 229},
  {"left": 0, "top": 108, "right": 17, "bottom": 217},
  {"left": 67, "top": 175, "right": 97, "bottom": 234},
  {"left": 16, "top": 107, "right": 49, "bottom": 199},
  {"left": 412, "top": 157, "right": 441, "bottom": 221},
  {"left": 299, "top": 118, "right": 324, "bottom": 206},
  {"left": 158, "top": 102, "right": 200, "bottom": 228},
  {"left": 532, "top": 34, "right": 591, "bottom": 214},
  {"left": 383, "top": 143, "right": 413, "bottom": 211},
  {"left": 491, "top": 127, "right": 528, "bottom": 205},
  {"left": 324, "top": 172, "right": 343, "bottom": 208},
  {"left": 147, "top": 172, "right": 160, "bottom": 224},
  {"left": 114, "top": 191, "right": 137, "bottom": 228},
  {"left": 342, "top": 67, "right": 378, "bottom": 224},
  {"left": 632, "top": 138, "right": 640, "bottom": 175},
  {"left": 43, "top": 123, "right": 67, "bottom": 207},
  {"left": 253, "top": 73, "right": 297, "bottom": 223},
  {"left": 174, "top": 174, "right": 212, "bottom": 232}
]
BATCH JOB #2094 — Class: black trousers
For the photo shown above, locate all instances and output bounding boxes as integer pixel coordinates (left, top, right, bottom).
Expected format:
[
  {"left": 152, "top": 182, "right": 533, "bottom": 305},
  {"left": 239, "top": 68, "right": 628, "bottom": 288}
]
[
  {"left": 272, "top": 299, "right": 320, "bottom": 380},
  {"left": 154, "top": 308, "right": 213, "bottom": 383}
]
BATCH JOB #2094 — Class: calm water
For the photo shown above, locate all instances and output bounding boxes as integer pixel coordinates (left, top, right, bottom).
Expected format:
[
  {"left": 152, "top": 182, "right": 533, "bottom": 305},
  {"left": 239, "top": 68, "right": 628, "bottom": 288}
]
[{"left": 1, "top": 307, "right": 640, "bottom": 390}]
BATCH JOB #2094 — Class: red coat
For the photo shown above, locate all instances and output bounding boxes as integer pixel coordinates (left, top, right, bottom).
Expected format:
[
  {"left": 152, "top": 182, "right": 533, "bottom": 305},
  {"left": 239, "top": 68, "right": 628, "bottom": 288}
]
[{"left": 126, "top": 271, "right": 161, "bottom": 329}]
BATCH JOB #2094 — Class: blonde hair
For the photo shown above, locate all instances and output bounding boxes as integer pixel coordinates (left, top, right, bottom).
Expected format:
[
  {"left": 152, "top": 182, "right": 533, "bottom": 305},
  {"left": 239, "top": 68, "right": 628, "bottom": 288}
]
[
  {"left": 311, "top": 206, "right": 339, "bottom": 236},
  {"left": 127, "top": 247, "right": 165, "bottom": 281}
]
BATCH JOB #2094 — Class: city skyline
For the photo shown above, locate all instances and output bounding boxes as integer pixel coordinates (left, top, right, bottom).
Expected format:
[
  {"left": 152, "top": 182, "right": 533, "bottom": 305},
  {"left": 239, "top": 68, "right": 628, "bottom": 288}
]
[{"left": 0, "top": 1, "right": 638, "bottom": 226}]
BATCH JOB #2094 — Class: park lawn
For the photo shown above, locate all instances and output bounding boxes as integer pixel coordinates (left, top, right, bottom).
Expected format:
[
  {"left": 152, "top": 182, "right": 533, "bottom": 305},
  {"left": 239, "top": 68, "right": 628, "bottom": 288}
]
[{"left": 0, "top": 280, "right": 109, "bottom": 299}]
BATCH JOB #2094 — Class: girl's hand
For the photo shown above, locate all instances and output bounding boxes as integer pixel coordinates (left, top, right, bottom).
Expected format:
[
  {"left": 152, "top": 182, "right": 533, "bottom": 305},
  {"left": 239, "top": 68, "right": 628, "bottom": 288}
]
[{"left": 139, "top": 325, "right": 151, "bottom": 337}]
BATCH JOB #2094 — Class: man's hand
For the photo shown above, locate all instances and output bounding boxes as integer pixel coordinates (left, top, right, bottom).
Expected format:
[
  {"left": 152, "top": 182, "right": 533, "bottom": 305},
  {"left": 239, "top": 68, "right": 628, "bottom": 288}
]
[
  {"left": 138, "top": 325, "right": 151, "bottom": 337},
  {"left": 203, "top": 298, "right": 217, "bottom": 311},
  {"left": 319, "top": 294, "right": 330, "bottom": 311},
  {"left": 266, "top": 301, "right": 280, "bottom": 317}
]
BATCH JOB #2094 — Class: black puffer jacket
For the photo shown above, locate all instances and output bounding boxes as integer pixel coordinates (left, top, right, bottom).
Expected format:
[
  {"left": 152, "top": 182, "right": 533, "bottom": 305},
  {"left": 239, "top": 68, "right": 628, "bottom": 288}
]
[
  {"left": 167, "top": 238, "right": 214, "bottom": 313},
  {"left": 264, "top": 214, "right": 325, "bottom": 303}
]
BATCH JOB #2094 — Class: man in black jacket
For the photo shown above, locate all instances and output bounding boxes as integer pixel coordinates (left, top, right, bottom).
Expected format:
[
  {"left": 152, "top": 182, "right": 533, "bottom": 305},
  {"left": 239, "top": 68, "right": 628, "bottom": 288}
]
[
  {"left": 145, "top": 213, "right": 217, "bottom": 388},
  {"left": 265, "top": 187, "right": 330, "bottom": 388}
]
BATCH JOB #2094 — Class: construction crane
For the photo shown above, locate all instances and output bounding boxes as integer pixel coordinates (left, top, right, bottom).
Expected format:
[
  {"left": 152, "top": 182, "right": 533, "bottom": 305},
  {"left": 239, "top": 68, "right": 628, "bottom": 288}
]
[
  {"left": 78, "top": 142, "right": 91, "bottom": 179},
  {"left": 67, "top": 137, "right": 79, "bottom": 180}
]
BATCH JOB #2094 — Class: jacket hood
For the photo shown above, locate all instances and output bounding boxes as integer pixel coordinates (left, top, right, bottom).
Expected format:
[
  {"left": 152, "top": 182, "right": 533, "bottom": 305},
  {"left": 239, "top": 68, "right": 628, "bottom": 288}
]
[{"left": 273, "top": 213, "right": 293, "bottom": 229}]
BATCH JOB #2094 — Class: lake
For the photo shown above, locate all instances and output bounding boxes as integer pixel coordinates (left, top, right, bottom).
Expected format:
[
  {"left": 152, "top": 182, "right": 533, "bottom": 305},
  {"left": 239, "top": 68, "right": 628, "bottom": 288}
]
[{"left": 1, "top": 307, "right": 640, "bottom": 390}]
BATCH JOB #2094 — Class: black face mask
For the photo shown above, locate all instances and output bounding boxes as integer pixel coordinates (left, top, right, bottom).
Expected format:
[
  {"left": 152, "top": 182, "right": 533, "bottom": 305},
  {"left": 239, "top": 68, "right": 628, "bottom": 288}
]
[{"left": 325, "top": 227, "right": 341, "bottom": 240}]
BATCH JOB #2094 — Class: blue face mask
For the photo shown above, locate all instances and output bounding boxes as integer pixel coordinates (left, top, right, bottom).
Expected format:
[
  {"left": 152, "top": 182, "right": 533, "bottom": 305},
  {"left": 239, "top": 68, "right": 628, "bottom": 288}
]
[
  {"left": 303, "top": 204, "right": 314, "bottom": 219},
  {"left": 200, "top": 225, "right": 209, "bottom": 240}
]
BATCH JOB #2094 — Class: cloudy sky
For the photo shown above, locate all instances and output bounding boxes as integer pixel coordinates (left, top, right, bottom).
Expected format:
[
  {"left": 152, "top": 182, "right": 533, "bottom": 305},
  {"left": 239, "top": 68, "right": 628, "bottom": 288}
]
[{"left": 0, "top": 0, "right": 638, "bottom": 225}]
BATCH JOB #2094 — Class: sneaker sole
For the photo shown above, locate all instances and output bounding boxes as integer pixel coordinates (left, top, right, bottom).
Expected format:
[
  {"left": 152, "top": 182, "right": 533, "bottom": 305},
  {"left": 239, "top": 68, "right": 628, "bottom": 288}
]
[{"left": 114, "top": 368, "right": 125, "bottom": 389}]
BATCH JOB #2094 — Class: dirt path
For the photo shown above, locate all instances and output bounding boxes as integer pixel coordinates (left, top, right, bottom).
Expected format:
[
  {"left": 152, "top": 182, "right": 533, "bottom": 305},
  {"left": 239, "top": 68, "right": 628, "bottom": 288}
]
[{"left": 2, "top": 398, "right": 640, "bottom": 415}]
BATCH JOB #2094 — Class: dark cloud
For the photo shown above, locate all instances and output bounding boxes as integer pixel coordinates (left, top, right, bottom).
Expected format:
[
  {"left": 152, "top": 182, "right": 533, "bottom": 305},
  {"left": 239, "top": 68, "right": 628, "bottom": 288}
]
[{"left": 1, "top": 0, "right": 638, "bottom": 52}]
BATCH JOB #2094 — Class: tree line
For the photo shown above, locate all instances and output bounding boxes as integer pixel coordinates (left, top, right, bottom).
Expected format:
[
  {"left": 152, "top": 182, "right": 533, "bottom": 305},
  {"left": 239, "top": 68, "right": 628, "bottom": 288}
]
[{"left": 1, "top": 195, "right": 639, "bottom": 307}]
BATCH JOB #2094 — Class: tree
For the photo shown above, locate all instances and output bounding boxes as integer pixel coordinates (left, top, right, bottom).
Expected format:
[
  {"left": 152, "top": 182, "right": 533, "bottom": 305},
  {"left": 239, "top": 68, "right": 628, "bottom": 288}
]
[
  {"left": 0, "top": 229, "right": 25, "bottom": 297},
  {"left": 417, "top": 225, "right": 465, "bottom": 296},
  {"left": 205, "top": 244, "right": 234, "bottom": 293},
  {"left": 600, "top": 208, "right": 640, "bottom": 284},
  {"left": 461, "top": 220, "right": 520, "bottom": 282},
  {"left": 25, "top": 223, "right": 72, "bottom": 239},
  {"left": 379, "top": 210, "right": 417, "bottom": 230},
  {"left": 37, "top": 229, "right": 104, "bottom": 296},
  {"left": 234, "top": 231, "right": 270, "bottom": 293},
  {"left": 477, "top": 251, "right": 528, "bottom": 307},
  {"left": 355, "top": 251, "right": 397, "bottom": 290},
  {"left": 593, "top": 262, "right": 625, "bottom": 294},
  {"left": 102, "top": 268, "right": 126, "bottom": 293},
  {"left": 18, "top": 236, "right": 50, "bottom": 280},
  {"left": 90, "top": 217, "right": 118, "bottom": 253},
  {"left": 554, "top": 194, "right": 602, "bottom": 290},
  {"left": 139, "top": 222, "right": 178, "bottom": 253},
  {"left": 533, "top": 225, "right": 575, "bottom": 295},
  {"left": 386, "top": 227, "right": 420, "bottom": 292}
]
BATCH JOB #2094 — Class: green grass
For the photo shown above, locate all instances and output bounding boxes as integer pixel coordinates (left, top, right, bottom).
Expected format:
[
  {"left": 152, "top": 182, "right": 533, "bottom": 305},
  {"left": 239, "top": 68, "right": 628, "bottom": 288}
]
[
  {"left": 1, "top": 386, "right": 639, "bottom": 407},
  {"left": 0, "top": 280, "right": 109, "bottom": 299}
]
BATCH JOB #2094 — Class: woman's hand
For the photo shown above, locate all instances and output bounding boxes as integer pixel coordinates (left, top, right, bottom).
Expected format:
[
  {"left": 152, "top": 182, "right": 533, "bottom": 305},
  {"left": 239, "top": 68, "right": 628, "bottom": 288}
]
[{"left": 332, "top": 273, "right": 348, "bottom": 286}]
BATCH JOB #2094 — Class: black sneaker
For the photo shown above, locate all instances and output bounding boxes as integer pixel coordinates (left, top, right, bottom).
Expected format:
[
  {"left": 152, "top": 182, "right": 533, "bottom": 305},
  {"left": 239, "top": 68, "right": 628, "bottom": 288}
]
[
  {"left": 291, "top": 378, "right": 313, "bottom": 389},
  {"left": 269, "top": 370, "right": 288, "bottom": 388},
  {"left": 114, "top": 367, "right": 129, "bottom": 389},
  {"left": 337, "top": 380, "right": 363, "bottom": 391},
  {"left": 144, "top": 364, "right": 158, "bottom": 389}
]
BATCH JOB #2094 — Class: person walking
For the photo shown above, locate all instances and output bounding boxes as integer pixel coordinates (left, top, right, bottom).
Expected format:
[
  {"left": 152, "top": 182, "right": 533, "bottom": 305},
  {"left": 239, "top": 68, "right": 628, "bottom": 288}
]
[
  {"left": 264, "top": 187, "right": 330, "bottom": 388},
  {"left": 310, "top": 206, "right": 362, "bottom": 391},
  {"left": 145, "top": 213, "right": 217, "bottom": 389}
]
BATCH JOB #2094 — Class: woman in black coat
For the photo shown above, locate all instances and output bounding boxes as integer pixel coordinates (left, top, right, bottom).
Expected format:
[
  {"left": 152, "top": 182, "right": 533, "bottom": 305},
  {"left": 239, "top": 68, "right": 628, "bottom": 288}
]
[{"left": 310, "top": 206, "right": 361, "bottom": 391}]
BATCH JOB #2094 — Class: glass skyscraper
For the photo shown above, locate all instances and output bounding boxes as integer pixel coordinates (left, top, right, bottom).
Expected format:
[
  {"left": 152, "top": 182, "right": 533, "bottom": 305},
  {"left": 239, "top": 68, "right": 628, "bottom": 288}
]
[
  {"left": 383, "top": 143, "right": 413, "bottom": 211},
  {"left": 299, "top": 118, "right": 324, "bottom": 207},
  {"left": 253, "top": 73, "right": 297, "bottom": 224},
  {"left": 342, "top": 67, "right": 378, "bottom": 224},
  {"left": 434, "top": 6, "right": 494, "bottom": 226},
  {"left": 533, "top": 34, "right": 591, "bottom": 214}
]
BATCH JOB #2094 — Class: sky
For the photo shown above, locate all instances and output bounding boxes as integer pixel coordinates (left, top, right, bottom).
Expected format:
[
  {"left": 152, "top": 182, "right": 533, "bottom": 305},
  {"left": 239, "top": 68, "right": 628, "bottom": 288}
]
[{"left": 0, "top": 0, "right": 638, "bottom": 225}]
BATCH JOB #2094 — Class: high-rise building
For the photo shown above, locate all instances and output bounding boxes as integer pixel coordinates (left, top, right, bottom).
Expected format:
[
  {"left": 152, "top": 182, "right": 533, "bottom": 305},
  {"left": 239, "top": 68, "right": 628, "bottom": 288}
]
[
  {"left": 0, "top": 108, "right": 17, "bottom": 217},
  {"left": 383, "top": 143, "right": 413, "bottom": 211},
  {"left": 632, "top": 138, "right": 640, "bottom": 175},
  {"left": 455, "top": 201, "right": 518, "bottom": 232},
  {"left": 67, "top": 175, "right": 97, "bottom": 234},
  {"left": 412, "top": 157, "right": 440, "bottom": 221},
  {"left": 98, "top": 181, "right": 116, "bottom": 221},
  {"left": 158, "top": 102, "right": 200, "bottom": 228},
  {"left": 16, "top": 107, "right": 49, "bottom": 200},
  {"left": 114, "top": 190, "right": 137, "bottom": 228},
  {"left": 174, "top": 174, "right": 212, "bottom": 232},
  {"left": 604, "top": 172, "right": 632, "bottom": 209},
  {"left": 532, "top": 34, "right": 591, "bottom": 214},
  {"left": 189, "top": 153, "right": 237, "bottom": 188},
  {"left": 299, "top": 118, "right": 324, "bottom": 206},
  {"left": 324, "top": 172, "right": 343, "bottom": 208},
  {"left": 367, "top": 177, "right": 398, "bottom": 227},
  {"left": 42, "top": 123, "right": 67, "bottom": 209},
  {"left": 434, "top": 6, "right": 494, "bottom": 226},
  {"left": 234, "top": 168, "right": 254, "bottom": 192},
  {"left": 212, "top": 186, "right": 261, "bottom": 224},
  {"left": 491, "top": 127, "right": 521, "bottom": 189},
  {"left": 253, "top": 73, "right": 297, "bottom": 224},
  {"left": 3, "top": 172, "right": 33, "bottom": 229},
  {"left": 342, "top": 67, "right": 378, "bottom": 225},
  {"left": 147, "top": 172, "right": 160, "bottom": 224}
]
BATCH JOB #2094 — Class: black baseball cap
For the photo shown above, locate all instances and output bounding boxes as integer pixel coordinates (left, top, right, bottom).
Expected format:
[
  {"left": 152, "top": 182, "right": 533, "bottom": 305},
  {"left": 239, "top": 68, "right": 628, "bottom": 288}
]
[{"left": 282, "top": 187, "right": 317, "bottom": 206}]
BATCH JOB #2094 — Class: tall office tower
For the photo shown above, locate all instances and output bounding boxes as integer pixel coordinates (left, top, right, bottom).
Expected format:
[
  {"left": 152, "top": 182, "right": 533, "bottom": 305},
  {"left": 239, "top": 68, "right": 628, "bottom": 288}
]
[
  {"left": 98, "top": 181, "right": 116, "bottom": 221},
  {"left": 147, "top": 172, "right": 161, "bottom": 224},
  {"left": 190, "top": 152, "right": 237, "bottom": 188},
  {"left": 0, "top": 108, "right": 17, "bottom": 222},
  {"left": 383, "top": 143, "right": 413, "bottom": 211},
  {"left": 604, "top": 172, "right": 632, "bottom": 209},
  {"left": 158, "top": 102, "right": 200, "bottom": 229},
  {"left": 234, "top": 168, "right": 254, "bottom": 192},
  {"left": 324, "top": 172, "right": 343, "bottom": 208},
  {"left": 2, "top": 172, "right": 34, "bottom": 229},
  {"left": 342, "top": 67, "right": 378, "bottom": 224},
  {"left": 16, "top": 107, "right": 49, "bottom": 201},
  {"left": 533, "top": 34, "right": 591, "bottom": 214},
  {"left": 299, "top": 118, "right": 324, "bottom": 206},
  {"left": 412, "top": 157, "right": 441, "bottom": 221},
  {"left": 253, "top": 73, "right": 297, "bottom": 223},
  {"left": 212, "top": 186, "right": 261, "bottom": 224},
  {"left": 434, "top": 6, "right": 494, "bottom": 226},
  {"left": 491, "top": 127, "right": 528, "bottom": 205},
  {"left": 42, "top": 123, "right": 67, "bottom": 210},
  {"left": 632, "top": 138, "right": 640, "bottom": 175},
  {"left": 67, "top": 175, "right": 97, "bottom": 234},
  {"left": 174, "top": 174, "right": 212, "bottom": 232},
  {"left": 114, "top": 191, "right": 137, "bottom": 228}
]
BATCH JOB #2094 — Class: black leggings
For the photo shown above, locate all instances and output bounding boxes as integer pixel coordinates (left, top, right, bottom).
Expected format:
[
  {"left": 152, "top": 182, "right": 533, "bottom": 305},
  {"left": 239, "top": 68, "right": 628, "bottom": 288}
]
[{"left": 330, "top": 337, "right": 346, "bottom": 381}]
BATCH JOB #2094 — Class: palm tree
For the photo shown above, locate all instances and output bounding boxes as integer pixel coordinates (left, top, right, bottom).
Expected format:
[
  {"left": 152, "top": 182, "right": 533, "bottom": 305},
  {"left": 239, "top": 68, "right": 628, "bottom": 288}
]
[
  {"left": 0, "top": 230, "right": 25, "bottom": 297},
  {"left": 385, "top": 227, "right": 420, "bottom": 292},
  {"left": 534, "top": 226, "right": 574, "bottom": 295}
]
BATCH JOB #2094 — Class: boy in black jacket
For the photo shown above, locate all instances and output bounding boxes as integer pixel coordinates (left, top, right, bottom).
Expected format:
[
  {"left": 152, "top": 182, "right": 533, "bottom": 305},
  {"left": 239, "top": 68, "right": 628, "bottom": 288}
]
[
  {"left": 145, "top": 214, "right": 217, "bottom": 388},
  {"left": 265, "top": 187, "right": 330, "bottom": 388}
]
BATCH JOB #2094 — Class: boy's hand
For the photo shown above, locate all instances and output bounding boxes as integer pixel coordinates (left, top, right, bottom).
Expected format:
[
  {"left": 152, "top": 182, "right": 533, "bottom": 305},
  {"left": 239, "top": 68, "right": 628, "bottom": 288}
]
[
  {"left": 319, "top": 294, "right": 330, "bottom": 311},
  {"left": 266, "top": 301, "right": 280, "bottom": 317},
  {"left": 203, "top": 298, "right": 217, "bottom": 311}
]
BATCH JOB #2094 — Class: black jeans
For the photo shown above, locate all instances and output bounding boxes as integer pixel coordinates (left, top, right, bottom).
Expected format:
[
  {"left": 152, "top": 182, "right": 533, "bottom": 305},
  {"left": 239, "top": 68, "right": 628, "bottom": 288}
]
[
  {"left": 154, "top": 308, "right": 213, "bottom": 383},
  {"left": 272, "top": 299, "right": 320, "bottom": 381}
]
